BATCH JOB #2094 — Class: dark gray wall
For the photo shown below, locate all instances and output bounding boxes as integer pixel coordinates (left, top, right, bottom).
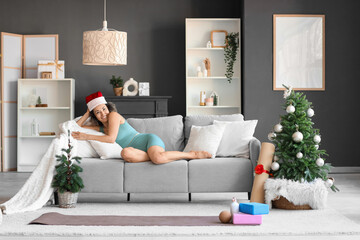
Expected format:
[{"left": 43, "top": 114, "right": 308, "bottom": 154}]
[
  {"left": 243, "top": 0, "right": 360, "bottom": 166},
  {"left": 0, "top": 0, "right": 240, "bottom": 117}
]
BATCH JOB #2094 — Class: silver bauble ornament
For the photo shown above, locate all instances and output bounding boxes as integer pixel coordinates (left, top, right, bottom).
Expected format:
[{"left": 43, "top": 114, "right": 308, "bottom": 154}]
[
  {"left": 296, "top": 152, "right": 303, "bottom": 159},
  {"left": 292, "top": 131, "right": 303, "bottom": 142},
  {"left": 315, "top": 144, "right": 319, "bottom": 150},
  {"left": 274, "top": 123, "right": 283, "bottom": 133},
  {"left": 271, "top": 162, "right": 280, "bottom": 171},
  {"left": 314, "top": 135, "right": 321, "bottom": 144},
  {"left": 325, "top": 178, "right": 334, "bottom": 187},
  {"left": 273, "top": 155, "right": 279, "bottom": 161},
  {"left": 316, "top": 157, "right": 324, "bottom": 167},
  {"left": 307, "top": 108, "right": 314, "bottom": 117},
  {"left": 286, "top": 105, "right": 295, "bottom": 113},
  {"left": 268, "top": 132, "right": 276, "bottom": 141},
  {"left": 300, "top": 178, "right": 305, "bottom": 183}
]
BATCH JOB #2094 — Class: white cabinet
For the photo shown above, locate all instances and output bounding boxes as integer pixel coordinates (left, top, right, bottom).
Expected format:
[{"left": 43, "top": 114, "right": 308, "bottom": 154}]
[
  {"left": 185, "top": 18, "right": 241, "bottom": 116},
  {"left": 17, "top": 78, "right": 74, "bottom": 172}
]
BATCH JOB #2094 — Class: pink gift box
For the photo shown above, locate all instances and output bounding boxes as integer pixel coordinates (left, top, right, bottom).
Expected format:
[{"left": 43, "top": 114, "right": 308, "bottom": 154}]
[{"left": 233, "top": 213, "right": 262, "bottom": 225}]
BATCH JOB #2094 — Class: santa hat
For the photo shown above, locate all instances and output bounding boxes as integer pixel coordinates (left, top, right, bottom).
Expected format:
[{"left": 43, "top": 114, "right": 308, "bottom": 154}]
[{"left": 86, "top": 91, "right": 107, "bottom": 111}]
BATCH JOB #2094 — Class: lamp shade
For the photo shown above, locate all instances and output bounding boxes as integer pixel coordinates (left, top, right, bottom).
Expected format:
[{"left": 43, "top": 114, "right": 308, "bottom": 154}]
[{"left": 83, "top": 30, "right": 127, "bottom": 65}]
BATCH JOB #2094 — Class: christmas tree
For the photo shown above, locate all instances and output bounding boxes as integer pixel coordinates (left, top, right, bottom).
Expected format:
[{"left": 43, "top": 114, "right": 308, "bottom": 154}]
[
  {"left": 268, "top": 86, "right": 338, "bottom": 192},
  {"left": 52, "top": 130, "right": 84, "bottom": 193}
]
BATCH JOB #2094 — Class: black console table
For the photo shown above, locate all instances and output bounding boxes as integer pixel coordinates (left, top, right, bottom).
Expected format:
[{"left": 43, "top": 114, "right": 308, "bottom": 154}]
[{"left": 105, "top": 96, "right": 172, "bottom": 119}]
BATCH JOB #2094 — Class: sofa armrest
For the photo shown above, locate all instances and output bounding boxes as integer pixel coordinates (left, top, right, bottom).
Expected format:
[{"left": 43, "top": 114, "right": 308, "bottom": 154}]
[{"left": 249, "top": 138, "right": 261, "bottom": 169}]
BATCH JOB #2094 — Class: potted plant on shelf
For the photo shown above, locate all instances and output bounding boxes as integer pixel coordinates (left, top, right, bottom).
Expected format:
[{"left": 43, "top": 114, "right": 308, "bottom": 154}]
[
  {"left": 35, "top": 96, "right": 48, "bottom": 107},
  {"left": 52, "top": 130, "right": 84, "bottom": 208},
  {"left": 110, "top": 75, "right": 124, "bottom": 96},
  {"left": 224, "top": 32, "right": 239, "bottom": 83}
]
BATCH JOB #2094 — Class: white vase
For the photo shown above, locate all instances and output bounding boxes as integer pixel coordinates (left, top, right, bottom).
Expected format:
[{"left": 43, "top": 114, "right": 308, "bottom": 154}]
[{"left": 123, "top": 78, "right": 139, "bottom": 96}]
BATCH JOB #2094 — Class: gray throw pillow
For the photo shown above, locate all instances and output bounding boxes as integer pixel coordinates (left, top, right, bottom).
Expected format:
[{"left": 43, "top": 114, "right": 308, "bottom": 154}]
[
  {"left": 127, "top": 115, "right": 184, "bottom": 151},
  {"left": 184, "top": 114, "right": 244, "bottom": 141}
]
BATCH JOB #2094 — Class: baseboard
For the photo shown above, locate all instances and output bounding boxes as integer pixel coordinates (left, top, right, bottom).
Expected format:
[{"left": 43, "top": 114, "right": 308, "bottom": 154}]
[{"left": 330, "top": 167, "right": 360, "bottom": 173}]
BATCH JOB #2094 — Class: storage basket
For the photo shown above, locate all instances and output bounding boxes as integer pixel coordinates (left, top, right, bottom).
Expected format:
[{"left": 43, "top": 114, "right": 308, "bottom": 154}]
[{"left": 58, "top": 192, "right": 79, "bottom": 208}]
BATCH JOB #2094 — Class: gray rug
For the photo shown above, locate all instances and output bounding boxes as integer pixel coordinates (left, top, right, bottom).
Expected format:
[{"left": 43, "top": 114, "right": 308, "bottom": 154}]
[{"left": 30, "top": 212, "right": 223, "bottom": 226}]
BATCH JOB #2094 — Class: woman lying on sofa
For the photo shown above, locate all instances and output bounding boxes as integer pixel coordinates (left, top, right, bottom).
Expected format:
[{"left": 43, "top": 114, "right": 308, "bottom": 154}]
[{"left": 71, "top": 91, "right": 211, "bottom": 164}]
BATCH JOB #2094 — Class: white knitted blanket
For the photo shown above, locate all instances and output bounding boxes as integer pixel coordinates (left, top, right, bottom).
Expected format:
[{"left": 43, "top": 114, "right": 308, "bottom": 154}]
[
  {"left": 264, "top": 178, "right": 328, "bottom": 209},
  {"left": 0, "top": 122, "right": 74, "bottom": 216}
]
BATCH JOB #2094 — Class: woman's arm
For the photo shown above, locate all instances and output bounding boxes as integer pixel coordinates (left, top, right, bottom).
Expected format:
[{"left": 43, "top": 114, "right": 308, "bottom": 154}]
[
  {"left": 75, "top": 109, "right": 99, "bottom": 130},
  {"left": 72, "top": 112, "right": 121, "bottom": 143}
]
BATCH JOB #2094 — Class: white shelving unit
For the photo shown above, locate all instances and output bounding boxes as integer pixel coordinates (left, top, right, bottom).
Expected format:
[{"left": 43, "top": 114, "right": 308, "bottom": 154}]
[
  {"left": 17, "top": 78, "right": 74, "bottom": 172},
  {"left": 185, "top": 18, "right": 241, "bottom": 116}
]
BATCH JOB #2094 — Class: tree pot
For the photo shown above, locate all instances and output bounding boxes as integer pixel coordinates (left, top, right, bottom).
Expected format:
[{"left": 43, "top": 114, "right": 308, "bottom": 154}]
[
  {"left": 272, "top": 196, "right": 311, "bottom": 210},
  {"left": 58, "top": 191, "right": 79, "bottom": 208},
  {"left": 113, "top": 87, "right": 123, "bottom": 96}
]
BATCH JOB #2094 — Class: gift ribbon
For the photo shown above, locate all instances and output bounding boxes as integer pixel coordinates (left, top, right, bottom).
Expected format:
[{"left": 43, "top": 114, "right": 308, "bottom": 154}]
[
  {"left": 38, "top": 60, "right": 64, "bottom": 78},
  {"left": 254, "top": 164, "right": 273, "bottom": 176}
]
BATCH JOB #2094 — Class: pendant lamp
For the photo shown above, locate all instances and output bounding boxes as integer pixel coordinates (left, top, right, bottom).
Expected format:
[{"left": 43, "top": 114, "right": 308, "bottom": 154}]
[{"left": 83, "top": 0, "right": 127, "bottom": 65}]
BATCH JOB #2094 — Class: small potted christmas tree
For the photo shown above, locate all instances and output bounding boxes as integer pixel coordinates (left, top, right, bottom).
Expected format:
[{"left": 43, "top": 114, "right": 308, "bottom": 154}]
[
  {"left": 266, "top": 86, "right": 338, "bottom": 209},
  {"left": 52, "top": 130, "right": 84, "bottom": 208},
  {"left": 110, "top": 75, "right": 124, "bottom": 96}
]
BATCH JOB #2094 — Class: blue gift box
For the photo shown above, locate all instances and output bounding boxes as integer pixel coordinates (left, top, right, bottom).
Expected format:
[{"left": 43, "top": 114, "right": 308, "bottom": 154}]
[{"left": 239, "top": 202, "right": 269, "bottom": 215}]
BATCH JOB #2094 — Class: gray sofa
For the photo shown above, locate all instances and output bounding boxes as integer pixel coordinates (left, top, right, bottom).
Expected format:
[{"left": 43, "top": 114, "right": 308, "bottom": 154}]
[{"left": 79, "top": 114, "right": 261, "bottom": 201}]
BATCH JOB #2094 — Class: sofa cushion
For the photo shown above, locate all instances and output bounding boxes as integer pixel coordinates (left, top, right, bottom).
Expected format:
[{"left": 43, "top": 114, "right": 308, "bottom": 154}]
[
  {"left": 80, "top": 158, "right": 124, "bottom": 193},
  {"left": 124, "top": 160, "right": 188, "bottom": 193},
  {"left": 183, "top": 122, "right": 228, "bottom": 158},
  {"left": 184, "top": 114, "right": 244, "bottom": 141},
  {"left": 214, "top": 120, "right": 258, "bottom": 158},
  {"left": 188, "top": 158, "right": 253, "bottom": 192},
  {"left": 127, "top": 115, "right": 184, "bottom": 151},
  {"left": 89, "top": 140, "right": 123, "bottom": 159}
]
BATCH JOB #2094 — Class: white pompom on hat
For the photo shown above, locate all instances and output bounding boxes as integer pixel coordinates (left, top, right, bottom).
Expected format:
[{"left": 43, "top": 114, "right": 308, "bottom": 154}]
[{"left": 86, "top": 91, "right": 107, "bottom": 111}]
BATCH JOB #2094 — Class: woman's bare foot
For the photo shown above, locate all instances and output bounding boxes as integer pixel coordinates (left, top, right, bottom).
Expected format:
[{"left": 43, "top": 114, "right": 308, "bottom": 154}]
[{"left": 190, "top": 151, "right": 212, "bottom": 159}]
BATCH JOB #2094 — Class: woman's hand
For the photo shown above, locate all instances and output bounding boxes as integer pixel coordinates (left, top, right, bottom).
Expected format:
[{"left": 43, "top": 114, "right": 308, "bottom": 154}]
[{"left": 71, "top": 131, "right": 88, "bottom": 140}]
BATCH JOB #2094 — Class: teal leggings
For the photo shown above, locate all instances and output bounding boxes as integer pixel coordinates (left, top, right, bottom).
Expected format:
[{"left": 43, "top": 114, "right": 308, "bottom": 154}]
[{"left": 128, "top": 133, "right": 165, "bottom": 152}]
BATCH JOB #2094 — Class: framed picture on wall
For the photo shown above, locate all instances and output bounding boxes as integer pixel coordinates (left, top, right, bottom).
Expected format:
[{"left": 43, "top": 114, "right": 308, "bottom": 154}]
[{"left": 273, "top": 14, "right": 325, "bottom": 91}]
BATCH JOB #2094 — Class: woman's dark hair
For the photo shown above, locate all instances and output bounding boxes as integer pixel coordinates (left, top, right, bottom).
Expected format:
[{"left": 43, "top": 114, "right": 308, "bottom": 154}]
[{"left": 89, "top": 102, "right": 117, "bottom": 126}]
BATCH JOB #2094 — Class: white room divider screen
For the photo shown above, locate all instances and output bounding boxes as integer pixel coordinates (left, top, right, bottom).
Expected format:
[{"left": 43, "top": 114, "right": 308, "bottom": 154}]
[{"left": 0, "top": 32, "right": 58, "bottom": 171}]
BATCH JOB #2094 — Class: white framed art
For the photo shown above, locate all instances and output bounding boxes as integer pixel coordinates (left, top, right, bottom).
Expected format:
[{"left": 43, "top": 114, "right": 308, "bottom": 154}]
[{"left": 273, "top": 14, "right": 325, "bottom": 91}]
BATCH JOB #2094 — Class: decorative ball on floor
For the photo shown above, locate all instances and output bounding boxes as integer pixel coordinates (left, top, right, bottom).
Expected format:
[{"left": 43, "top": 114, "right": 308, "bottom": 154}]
[{"left": 219, "top": 210, "right": 232, "bottom": 223}]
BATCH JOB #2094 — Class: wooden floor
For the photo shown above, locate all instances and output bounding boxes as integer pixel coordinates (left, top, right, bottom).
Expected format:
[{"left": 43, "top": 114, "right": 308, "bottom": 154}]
[{"left": 0, "top": 172, "right": 359, "bottom": 240}]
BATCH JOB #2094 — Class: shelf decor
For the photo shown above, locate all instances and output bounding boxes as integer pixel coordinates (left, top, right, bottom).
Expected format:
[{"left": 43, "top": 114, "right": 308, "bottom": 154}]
[
  {"left": 224, "top": 32, "right": 239, "bottom": 83},
  {"left": 211, "top": 30, "right": 227, "bottom": 48},
  {"left": 273, "top": 14, "right": 325, "bottom": 91},
  {"left": 37, "top": 60, "right": 65, "bottom": 79},
  {"left": 83, "top": 0, "right": 127, "bottom": 66}
]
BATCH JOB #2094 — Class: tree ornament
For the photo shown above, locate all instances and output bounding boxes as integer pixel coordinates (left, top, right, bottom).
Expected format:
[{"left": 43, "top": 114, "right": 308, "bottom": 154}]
[
  {"left": 286, "top": 104, "right": 295, "bottom": 113},
  {"left": 300, "top": 178, "right": 305, "bottom": 183},
  {"left": 274, "top": 123, "right": 283, "bottom": 133},
  {"left": 268, "top": 132, "right": 276, "bottom": 141},
  {"left": 307, "top": 108, "right": 314, "bottom": 117},
  {"left": 314, "top": 135, "right": 321, "bottom": 144},
  {"left": 273, "top": 155, "right": 279, "bottom": 161},
  {"left": 292, "top": 125, "right": 303, "bottom": 142},
  {"left": 283, "top": 86, "right": 293, "bottom": 99},
  {"left": 316, "top": 157, "right": 324, "bottom": 167},
  {"left": 315, "top": 144, "right": 319, "bottom": 150},
  {"left": 325, "top": 178, "right": 334, "bottom": 187},
  {"left": 296, "top": 152, "right": 303, "bottom": 159},
  {"left": 271, "top": 162, "right": 280, "bottom": 171}
]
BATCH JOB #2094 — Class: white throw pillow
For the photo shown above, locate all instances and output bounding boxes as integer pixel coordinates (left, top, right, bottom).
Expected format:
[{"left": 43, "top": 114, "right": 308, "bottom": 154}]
[
  {"left": 214, "top": 120, "right": 258, "bottom": 158},
  {"left": 183, "top": 122, "right": 227, "bottom": 158},
  {"left": 89, "top": 140, "right": 123, "bottom": 159}
]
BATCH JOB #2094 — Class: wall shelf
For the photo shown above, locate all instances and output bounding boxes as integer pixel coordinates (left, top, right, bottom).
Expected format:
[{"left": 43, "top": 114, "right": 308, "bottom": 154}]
[
  {"left": 185, "top": 18, "right": 241, "bottom": 116},
  {"left": 20, "top": 107, "right": 71, "bottom": 110}
]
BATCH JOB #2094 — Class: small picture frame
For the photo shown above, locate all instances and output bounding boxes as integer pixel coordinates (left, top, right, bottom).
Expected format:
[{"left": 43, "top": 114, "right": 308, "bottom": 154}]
[{"left": 211, "top": 30, "right": 228, "bottom": 48}]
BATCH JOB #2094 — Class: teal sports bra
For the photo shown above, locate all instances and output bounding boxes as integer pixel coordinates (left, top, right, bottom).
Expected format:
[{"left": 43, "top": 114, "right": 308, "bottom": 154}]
[{"left": 99, "top": 120, "right": 139, "bottom": 147}]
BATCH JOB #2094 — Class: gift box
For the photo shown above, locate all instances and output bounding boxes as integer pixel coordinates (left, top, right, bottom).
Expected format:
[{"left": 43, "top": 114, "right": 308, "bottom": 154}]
[{"left": 37, "top": 60, "right": 65, "bottom": 79}]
